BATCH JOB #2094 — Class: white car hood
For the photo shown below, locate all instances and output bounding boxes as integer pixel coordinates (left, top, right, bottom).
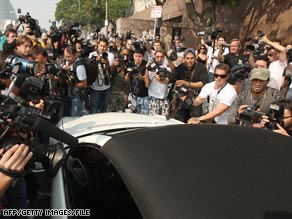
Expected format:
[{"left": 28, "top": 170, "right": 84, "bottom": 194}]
[{"left": 56, "top": 112, "right": 183, "bottom": 138}]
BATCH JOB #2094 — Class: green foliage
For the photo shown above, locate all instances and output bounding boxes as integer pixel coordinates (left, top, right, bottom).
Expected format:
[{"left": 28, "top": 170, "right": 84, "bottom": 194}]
[{"left": 55, "top": 0, "right": 130, "bottom": 29}]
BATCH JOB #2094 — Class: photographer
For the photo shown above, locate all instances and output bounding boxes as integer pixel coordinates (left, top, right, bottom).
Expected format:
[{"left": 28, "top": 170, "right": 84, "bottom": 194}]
[
  {"left": 228, "top": 68, "right": 284, "bottom": 126},
  {"left": 208, "top": 36, "right": 229, "bottom": 82},
  {"left": 260, "top": 35, "right": 287, "bottom": 91},
  {"left": 169, "top": 48, "right": 208, "bottom": 123},
  {"left": 61, "top": 45, "right": 87, "bottom": 117},
  {"left": 218, "top": 38, "right": 246, "bottom": 94},
  {"left": 187, "top": 63, "right": 237, "bottom": 124},
  {"left": 147, "top": 49, "right": 171, "bottom": 116},
  {"left": 125, "top": 48, "right": 149, "bottom": 114},
  {"left": 259, "top": 100, "right": 292, "bottom": 137},
  {"left": 88, "top": 38, "right": 114, "bottom": 113},
  {"left": 108, "top": 48, "right": 130, "bottom": 112}
]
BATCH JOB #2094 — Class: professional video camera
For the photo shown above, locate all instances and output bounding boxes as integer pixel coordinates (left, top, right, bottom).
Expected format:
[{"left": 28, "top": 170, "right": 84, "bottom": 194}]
[
  {"left": 19, "top": 12, "right": 41, "bottom": 38},
  {"left": 245, "top": 30, "right": 265, "bottom": 56},
  {"left": 230, "top": 63, "right": 252, "bottom": 81},
  {"left": 238, "top": 105, "right": 265, "bottom": 126},
  {"left": 48, "top": 21, "right": 63, "bottom": 42},
  {"left": 197, "top": 27, "right": 223, "bottom": 40}
]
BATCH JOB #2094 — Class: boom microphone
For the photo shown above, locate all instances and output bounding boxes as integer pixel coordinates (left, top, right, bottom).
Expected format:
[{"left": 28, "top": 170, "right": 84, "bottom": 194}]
[{"left": 34, "top": 117, "right": 78, "bottom": 147}]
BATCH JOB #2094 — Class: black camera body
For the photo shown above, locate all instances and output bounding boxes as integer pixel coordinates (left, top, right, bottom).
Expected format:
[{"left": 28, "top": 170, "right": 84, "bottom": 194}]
[
  {"left": 127, "top": 66, "right": 139, "bottom": 77},
  {"left": 19, "top": 12, "right": 41, "bottom": 38},
  {"left": 245, "top": 30, "right": 265, "bottom": 55},
  {"left": 239, "top": 105, "right": 265, "bottom": 126},
  {"left": 230, "top": 63, "right": 252, "bottom": 81},
  {"left": 156, "top": 67, "right": 170, "bottom": 81},
  {"left": 147, "top": 61, "right": 158, "bottom": 72},
  {"left": 117, "top": 54, "right": 129, "bottom": 67}
]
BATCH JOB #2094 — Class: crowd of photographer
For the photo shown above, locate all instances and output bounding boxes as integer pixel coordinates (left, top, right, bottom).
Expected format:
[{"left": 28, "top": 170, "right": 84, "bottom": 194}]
[{"left": 1, "top": 11, "right": 292, "bottom": 213}]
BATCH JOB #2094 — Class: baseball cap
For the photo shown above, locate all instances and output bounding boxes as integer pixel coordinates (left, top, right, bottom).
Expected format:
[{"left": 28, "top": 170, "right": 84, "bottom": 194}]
[
  {"left": 250, "top": 68, "right": 270, "bottom": 81},
  {"left": 184, "top": 48, "right": 196, "bottom": 56}
]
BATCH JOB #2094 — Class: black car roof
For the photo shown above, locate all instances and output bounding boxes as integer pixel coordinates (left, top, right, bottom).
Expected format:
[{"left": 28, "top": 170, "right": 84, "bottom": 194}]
[{"left": 102, "top": 124, "right": 292, "bottom": 219}]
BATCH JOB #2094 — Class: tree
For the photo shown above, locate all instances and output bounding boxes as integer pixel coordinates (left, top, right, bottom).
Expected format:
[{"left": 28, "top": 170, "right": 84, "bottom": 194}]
[
  {"left": 184, "top": 0, "right": 242, "bottom": 31},
  {"left": 55, "top": 0, "right": 131, "bottom": 30}
]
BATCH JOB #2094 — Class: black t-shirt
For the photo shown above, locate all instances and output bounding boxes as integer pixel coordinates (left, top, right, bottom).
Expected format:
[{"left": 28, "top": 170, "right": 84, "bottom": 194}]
[
  {"left": 224, "top": 53, "right": 246, "bottom": 84},
  {"left": 128, "top": 60, "right": 148, "bottom": 97},
  {"left": 172, "top": 62, "right": 208, "bottom": 87}
]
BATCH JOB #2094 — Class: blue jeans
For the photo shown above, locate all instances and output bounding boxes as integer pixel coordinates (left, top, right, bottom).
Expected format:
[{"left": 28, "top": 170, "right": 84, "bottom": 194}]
[
  {"left": 71, "top": 94, "right": 84, "bottom": 117},
  {"left": 128, "top": 94, "right": 149, "bottom": 115},
  {"left": 90, "top": 88, "right": 111, "bottom": 114}
]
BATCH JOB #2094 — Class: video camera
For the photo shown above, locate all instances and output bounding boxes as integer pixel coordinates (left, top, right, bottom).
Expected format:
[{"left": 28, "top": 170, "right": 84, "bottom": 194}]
[
  {"left": 197, "top": 27, "right": 223, "bottom": 40},
  {"left": 19, "top": 12, "right": 41, "bottom": 38},
  {"left": 230, "top": 63, "right": 252, "bottom": 81},
  {"left": 245, "top": 30, "right": 265, "bottom": 56},
  {"left": 48, "top": 21, "right": 63, "bottom": 42},
  {"left": 239, "top": 105, "right": 265, "bottom": 126}
]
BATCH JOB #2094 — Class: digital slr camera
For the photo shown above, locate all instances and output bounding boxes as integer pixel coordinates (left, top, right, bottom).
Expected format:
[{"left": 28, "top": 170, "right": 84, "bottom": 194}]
[
  {"left": 156, "top": 68, "right": 170, "bottom": 81},
  {"left": 127, "top": 66, "right": 139, "bottom": 77}
]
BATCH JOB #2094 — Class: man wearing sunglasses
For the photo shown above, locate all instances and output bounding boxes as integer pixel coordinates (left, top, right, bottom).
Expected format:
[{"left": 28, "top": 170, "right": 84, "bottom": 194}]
[
  {"left": 260, "top": 35, "right": 287, "bottom": 91},
  {"left": 187, "top": 63, "right": 237, "bottom": 124},
  {"left": 228, "top": 68, "right": 284, "bottom": 126}
]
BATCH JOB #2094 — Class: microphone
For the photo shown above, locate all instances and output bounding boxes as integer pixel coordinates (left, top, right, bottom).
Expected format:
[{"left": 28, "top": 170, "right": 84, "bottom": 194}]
[{"left": 33, "top": 117, "right": 78, "bottom": 147}]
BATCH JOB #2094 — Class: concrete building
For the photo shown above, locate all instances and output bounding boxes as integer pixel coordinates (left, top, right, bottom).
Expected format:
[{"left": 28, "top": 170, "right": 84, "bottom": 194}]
[{"left": 0, "top": 0, "right": 17, "bottom": 32}]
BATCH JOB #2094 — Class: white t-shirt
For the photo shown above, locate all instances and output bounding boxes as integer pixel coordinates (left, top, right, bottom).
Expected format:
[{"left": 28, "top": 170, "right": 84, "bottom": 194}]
[
  {"left": 148, "top": 66, "right": 170, "bottom": 99},
  {"left": 208, "top": 47, "right": 230, "bottom": 73},
  {"left": 199, "top": 82, "right": 237, "bottom": 124},
  {"left": 268, "top": 60, "right": 287, "bottom": 90}
]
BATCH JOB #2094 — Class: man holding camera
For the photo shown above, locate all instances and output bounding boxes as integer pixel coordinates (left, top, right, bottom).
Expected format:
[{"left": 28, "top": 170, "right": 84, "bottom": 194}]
[
  {"left": 169, "top": 48, "right": 209, "bottom": 123},
  {"left": 88, "top": 38, "right": 114, "bottom": 113},
  {"left": 147, "top": 49, "right": 171, "bottom": 116},
  {"left": 228, "top": 68, "right": 284, "bottom": 126},
  {"left": 108, "top": 48, "right": 130, "bottom": 112},
  {"left": 125, "top": 48, "right": 149, "bottom": 114},
  {"left": 187, "top": 63, "right": 237, "bottom": 124},
  {"left": 218, "top": 38, "right": 246, "bottom": 94},
  {"left": 62, "top": 45, "right": 87, "bottom": 117}
]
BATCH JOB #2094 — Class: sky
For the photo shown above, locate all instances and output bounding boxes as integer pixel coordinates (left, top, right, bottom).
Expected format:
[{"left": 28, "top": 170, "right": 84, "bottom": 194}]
[{"left": 9, "top": 0, "right": 60, "bottom": 29}]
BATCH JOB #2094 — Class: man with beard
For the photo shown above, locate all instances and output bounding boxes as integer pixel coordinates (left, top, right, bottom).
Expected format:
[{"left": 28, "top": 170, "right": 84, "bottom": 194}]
[
  {"left": 228, "top": 68, "right": 284, "bottom": 127},
  {"left": 169, "top": 48, "right": 208, "bottom": 123}
]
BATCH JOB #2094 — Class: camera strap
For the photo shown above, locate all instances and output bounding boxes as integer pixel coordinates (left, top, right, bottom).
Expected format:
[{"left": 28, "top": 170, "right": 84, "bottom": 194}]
[
  {"left": 0, "top": 165, "right": 30, "bottom": 178},
  {"left": 188, "top": 62, "right": 198, "bottom": 82}
]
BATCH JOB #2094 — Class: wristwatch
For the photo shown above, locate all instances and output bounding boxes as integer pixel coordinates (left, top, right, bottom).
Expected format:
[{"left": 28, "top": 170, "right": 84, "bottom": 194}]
[{"left": 198, "top": 116, "right": 205, "bottom": 123}]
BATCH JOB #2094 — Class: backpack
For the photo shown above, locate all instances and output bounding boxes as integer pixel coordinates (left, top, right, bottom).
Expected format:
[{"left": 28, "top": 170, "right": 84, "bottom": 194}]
[{"left": 73, "top": 58, "right": 98, "bottom": 86}]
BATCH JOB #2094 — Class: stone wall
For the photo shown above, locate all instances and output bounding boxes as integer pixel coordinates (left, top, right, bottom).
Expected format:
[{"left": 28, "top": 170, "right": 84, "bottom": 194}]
[{"left": 116, "top": 17, "right": 154, "bottom": 37}]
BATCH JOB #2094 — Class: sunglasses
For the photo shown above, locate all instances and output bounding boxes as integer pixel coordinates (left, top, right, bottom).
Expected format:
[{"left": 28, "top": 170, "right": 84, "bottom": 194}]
[
  {"left": 214, "top": 74, "right": 228, "bottom": 79},
  {"left": 267, "top": 54, "right": 274, "bottom": 57}
]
